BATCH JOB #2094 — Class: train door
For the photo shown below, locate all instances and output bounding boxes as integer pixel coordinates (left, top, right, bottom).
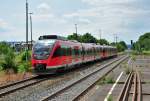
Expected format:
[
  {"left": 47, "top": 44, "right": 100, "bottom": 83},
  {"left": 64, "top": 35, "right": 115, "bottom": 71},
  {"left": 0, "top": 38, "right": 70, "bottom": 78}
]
[
  {"left": 61, "top": 45, "right": 69, "bottom": 67},
  {"left": 102, "top": 47, "right": 106, "bottom": 58},
  {"left": 81, "top": 44, "right": 85, "bottom": 63},
  {"left": 51, "top": 45, "right": 62, "bottom": 66}
]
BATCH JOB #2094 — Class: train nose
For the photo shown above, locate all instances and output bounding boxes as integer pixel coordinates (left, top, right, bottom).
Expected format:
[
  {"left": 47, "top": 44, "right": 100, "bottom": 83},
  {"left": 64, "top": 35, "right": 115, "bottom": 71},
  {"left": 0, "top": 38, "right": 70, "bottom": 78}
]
[{"left": 34, "top": 63, "right": 47, "bottom": 72}]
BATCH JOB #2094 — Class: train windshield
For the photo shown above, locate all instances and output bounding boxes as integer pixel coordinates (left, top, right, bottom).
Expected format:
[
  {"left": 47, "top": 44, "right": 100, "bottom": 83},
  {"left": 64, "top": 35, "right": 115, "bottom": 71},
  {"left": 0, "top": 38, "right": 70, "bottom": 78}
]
[{"left": 33, "top": 40, "right": 55, "bottom": 59}]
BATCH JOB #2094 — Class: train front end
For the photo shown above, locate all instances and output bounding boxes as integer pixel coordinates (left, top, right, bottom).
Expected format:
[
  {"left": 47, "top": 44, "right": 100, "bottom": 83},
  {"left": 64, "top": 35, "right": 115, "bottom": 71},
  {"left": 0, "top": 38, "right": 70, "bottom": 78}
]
[{"left": 32, "top": 40, "right": 56, "bottom": 75}]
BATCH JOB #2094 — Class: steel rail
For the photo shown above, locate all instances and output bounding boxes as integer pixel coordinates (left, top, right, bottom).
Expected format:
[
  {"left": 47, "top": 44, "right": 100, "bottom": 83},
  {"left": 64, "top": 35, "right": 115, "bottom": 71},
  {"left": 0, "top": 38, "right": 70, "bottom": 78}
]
[
  {"left": 118, "top": 71, "right": 142, "bottom": 101},
  {"left": 40, "top": 55, "right": 128, "bottom": 101},
  {"left": 0, "top": 77, "right": 48, "bottom": 97},
  {"left": 132, "top": 73, "right": 137, "bottom": 101},
  {"left": 137, "top": 71, "right": 142, "bottom": 101},
  {"left": 0, "top": 75, "right": 38, "bottom": 90},
  {"left": 72, "top": 56, "right": 129, "bottom": 101},
  {"left": 117, "top": 72, "right": 133, "bottom": 101},
  {"left": 0, "top": 56, "right": 124, "bottom": 98}
]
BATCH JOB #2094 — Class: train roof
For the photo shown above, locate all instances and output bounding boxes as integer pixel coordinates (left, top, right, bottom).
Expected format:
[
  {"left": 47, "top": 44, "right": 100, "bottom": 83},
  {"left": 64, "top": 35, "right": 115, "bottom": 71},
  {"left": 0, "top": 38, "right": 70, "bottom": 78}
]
[
  {"left": 35, "top": 39, "right": 56, "bottom": 45},
  {"left": 39, "top": 35, "right": 67, "bottom": 41},
  {"left": 37, "top": 35, "right": 116, "bottom": 49}
]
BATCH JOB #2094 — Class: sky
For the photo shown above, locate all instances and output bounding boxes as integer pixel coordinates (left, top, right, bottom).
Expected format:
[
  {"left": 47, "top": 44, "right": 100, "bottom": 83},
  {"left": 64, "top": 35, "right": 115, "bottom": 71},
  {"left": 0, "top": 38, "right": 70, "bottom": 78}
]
[{"left": 0, "top": 0, "right": 150, "bottom": 44}]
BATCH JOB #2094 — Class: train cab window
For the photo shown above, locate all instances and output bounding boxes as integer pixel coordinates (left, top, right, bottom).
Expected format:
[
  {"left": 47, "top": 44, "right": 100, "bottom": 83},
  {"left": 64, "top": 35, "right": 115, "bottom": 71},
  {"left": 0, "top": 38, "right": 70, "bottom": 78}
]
[{"left": 33, "top": 40, "right": 55, "bottom": 60}]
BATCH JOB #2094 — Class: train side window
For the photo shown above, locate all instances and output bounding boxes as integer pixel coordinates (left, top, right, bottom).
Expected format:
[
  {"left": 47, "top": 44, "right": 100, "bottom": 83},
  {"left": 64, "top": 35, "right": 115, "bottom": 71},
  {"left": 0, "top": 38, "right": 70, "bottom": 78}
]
[
  {"left": 81, "top": 48, "right": 84, "bottom": 55},
  {"left": 65, "top": 47, "right": 71, "bottom": 56},
  {"left": 62, "top": 47, "right": 67, "bottom": 56},
  {"left": 74, "top": 49, "right": 79, "bottom": 56}
]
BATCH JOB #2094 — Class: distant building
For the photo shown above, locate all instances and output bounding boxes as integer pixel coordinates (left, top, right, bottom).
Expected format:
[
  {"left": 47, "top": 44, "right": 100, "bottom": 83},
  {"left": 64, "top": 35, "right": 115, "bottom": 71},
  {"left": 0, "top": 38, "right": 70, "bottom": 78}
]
[{"left": 7, "top": 41, "right": 35, "bottom": 52}]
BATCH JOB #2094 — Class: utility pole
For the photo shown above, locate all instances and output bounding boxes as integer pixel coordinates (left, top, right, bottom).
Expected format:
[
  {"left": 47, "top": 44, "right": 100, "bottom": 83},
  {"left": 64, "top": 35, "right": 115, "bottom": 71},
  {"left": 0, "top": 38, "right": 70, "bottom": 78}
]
[
  {"left": 116, "top": 35, "right": 118, "bottom": 43},
  {"left": 29, "top": 12, "right": 33, "bottom": 48},
  {"left": 75, "top": 24, "right": 78, "bottom": 40},
  {"left": 113, "top": 34, "right": 116, "bottom": 43},
  {"left": 99, "top": 29, "right": 101, "bottom": 40},
  {"left": 113, "top": 34, "right": 118, "bottom": 44},
  {"left": 26, "top": 0, "right": 29, "bottom": 61}
]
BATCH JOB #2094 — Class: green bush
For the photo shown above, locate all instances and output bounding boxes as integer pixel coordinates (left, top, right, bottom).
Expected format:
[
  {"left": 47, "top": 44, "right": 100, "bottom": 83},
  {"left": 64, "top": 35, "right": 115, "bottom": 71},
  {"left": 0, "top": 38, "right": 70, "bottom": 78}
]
[
  {"left": 143, "top": 51, "right": 150, "bottom": 55},
  {"left": 1, "top": 46, "right": 17, "bottom": 73},
  {"left": 0, "top": 42, "right": 32, "bottom": 74},
  {"left": 21, "top": 51, "right": 31, "bottom": 61},
  {"left": 17, "top": 64, "right": 26, "bottom": 73},
  {"left": 0, "top": 64, "right": 3, "bottom": 71},
  {"left": 17, "top": 62, "right": 31, "bottom": 73}
]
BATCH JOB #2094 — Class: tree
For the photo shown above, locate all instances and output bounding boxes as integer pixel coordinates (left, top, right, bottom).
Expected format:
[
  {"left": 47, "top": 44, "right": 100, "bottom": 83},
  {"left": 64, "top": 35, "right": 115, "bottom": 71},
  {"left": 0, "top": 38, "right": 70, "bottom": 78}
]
[
  {"left": 0, "top": 42, "right": 17, "bottom": 72},
  {"left": 138, "top": 32, "right": 150, "bottom": 51},
  {"left": 81, "top": 33, "right": 97, "bottom": 43},
  {"left": 110, "top": 42, "right": 116, "bottom": 46},
  {"left": 0, "top": 42, "right": 10, "bottom": 54},
  {"left": 67, "top": 33, "right": 82, "bottom": 42},
  {"left": 119, "top": 41, "right": 127, "bottom": 49},
  {"left": 97, "top": 39, "right": 109, "bottom": 45},
  {"left": 116, "top": 43, "right": 125, "bottom": 52},
  {"left": 116, "top": 41, "right": 127, "bottom": 52},
  {"left": 132, "top": 32, "right": 150, "bottom": 51},
  {"left": 110, "top": 41, "right": 127, "bottom": 52}
]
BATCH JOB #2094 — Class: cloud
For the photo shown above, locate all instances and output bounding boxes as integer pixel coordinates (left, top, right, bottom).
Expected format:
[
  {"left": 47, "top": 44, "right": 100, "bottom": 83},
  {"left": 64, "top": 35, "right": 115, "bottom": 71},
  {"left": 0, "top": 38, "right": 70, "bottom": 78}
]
[
  {"left": 37, "top": 3, "right": 51, "bottom": 10},
  {"left": 0, "top": 19, "right": 12, "bottom": 32},
  {"left": 82, "top": 0, "right": 136, "bottom": 5},
  {"left": 61, "top": 0, "right": 150, "bottom": 43}
]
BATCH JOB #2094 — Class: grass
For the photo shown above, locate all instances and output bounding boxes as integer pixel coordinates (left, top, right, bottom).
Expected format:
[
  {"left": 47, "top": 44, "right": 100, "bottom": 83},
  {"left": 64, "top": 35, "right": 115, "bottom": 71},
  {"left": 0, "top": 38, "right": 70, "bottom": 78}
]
[
  {"left": 97, "top": 75, "right": 115, "bottom": 85},
  {"left": 117, "top": 52, "right": 125, "bottom": 55},
  {"left": 131, "top": 50, "right": 150, "bottom": 55},
  {"left": 0, "top": 70, "right": 5, "bottom": 77},
  {"left": 142, "top": 51, "right": 150, "bottom": 55},
  {"left": 131, "top": 55, "right": 136, "bottom": 61},
  {"left": 125, "top": 67, "right": 131, "bottom": 75},
  {"left": 107, "top": 95, "right": 113, "bottom": 101},
  {"left": 105, "top": 76, "right": 115, "bottom": 84},
  {"left": 122, "top": 62, "right": 132, "bottom": 75}
]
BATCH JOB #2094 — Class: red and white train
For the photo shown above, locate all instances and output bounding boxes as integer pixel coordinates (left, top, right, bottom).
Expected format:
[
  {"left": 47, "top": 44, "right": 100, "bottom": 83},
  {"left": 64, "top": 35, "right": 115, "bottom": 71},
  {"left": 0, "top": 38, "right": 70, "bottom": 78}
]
[{"left": 32, "top": 35, "right": 117, "bottom": 75}]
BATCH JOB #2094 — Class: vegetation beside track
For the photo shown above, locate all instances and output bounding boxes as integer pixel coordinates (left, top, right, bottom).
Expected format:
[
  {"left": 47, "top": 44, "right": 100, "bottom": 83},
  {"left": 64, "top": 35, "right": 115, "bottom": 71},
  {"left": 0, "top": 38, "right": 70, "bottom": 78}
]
[
  {"left": 97, "top": 73, "right": 115, "bottom": 85},
  {"left": 132, "top": 32, "right": 150, "bottom": 53},
  {"left": 0, "top": 42, "right": 32, "bottom": 77}
]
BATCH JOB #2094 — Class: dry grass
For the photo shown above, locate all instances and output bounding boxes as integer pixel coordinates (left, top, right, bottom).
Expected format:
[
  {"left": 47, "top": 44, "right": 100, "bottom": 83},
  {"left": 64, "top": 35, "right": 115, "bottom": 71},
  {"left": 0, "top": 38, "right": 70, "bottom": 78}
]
[{"left": 0, "top": 71, "right": 33, "bottom": 86}]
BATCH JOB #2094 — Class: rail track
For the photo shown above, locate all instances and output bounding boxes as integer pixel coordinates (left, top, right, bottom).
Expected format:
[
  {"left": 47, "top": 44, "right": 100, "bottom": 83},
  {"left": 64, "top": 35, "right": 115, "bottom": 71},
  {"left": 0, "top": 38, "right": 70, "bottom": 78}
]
[
  {"left": 40, "top": 55, "right": 128, "bottom": 101},
  {"left": 117, "top": 71, "right": 142, "bottom": 101},
  {"left": 0, "top": 75, "right": 49, "bottom": 97},
  {"left": 0, "top": 56, "right": 122, "bottom": 99}
]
